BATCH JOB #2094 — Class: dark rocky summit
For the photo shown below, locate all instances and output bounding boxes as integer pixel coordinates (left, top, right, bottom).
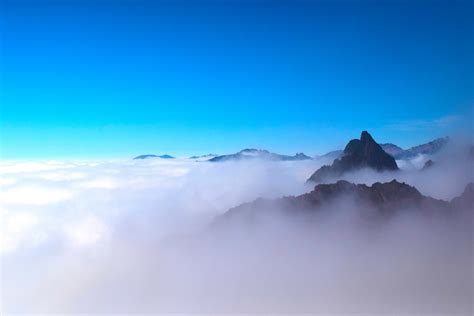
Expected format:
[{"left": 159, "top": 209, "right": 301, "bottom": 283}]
[
  {"left": 133, "top": 154, "right": 175, "bottom": 160},
  {"left": 307, "top": 131, "right": 398, "bottom": 183},
  {"left": 209, "top": 149, "right": 312, "bottom": 162},
  {"left": 214, "top": 180, "right": 472, "bottom": 227}
]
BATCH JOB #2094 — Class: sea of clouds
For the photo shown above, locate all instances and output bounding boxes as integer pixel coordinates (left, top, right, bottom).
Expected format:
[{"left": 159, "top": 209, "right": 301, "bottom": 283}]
[{"left": 0, "top": 145, "right": 472, "bottom": 314}]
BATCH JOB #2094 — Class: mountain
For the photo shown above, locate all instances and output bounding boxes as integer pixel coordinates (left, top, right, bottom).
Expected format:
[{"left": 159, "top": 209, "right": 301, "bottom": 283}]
[
  {"left": 380, "top": 143, "right": 404, "bottom": 157},
  {"left": 322, "top": 137, "right": 449, "bottom": 161},
  {"left": 393, "top": 137, "right": 449, "bottom": 159},
  {"left": 133, "top": 154, "right": 175, "bottom": 160},
  {"left": 421, "top": 159, "right": 434, "bottom": 170},
  {"left": 189, "top": 154, "right": 218, "bottom": 160},
  {"left": 307, "top": 131, "right": 399, "bottom": 183},
  {"left": 214, "top": 180, "right": 472, "bottom": 227},
  {"left": 451, "top": 183, "right": 474, "bottom": 210},
  {"left": 315, "top": 150, "right": 343, "bottom": 160},
  {"left": 209, "top": 149, "right": 312, "bottom": 162}
]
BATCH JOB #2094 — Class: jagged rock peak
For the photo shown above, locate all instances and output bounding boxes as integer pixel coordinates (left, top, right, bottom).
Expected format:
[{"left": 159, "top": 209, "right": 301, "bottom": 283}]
[{"left": 307, "top": 131, "right": 398, "bottom": 183}]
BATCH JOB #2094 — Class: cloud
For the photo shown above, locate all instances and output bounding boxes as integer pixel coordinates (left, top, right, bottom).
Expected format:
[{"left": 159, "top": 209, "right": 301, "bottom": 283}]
[
  {"left": 63, "top": 215, "right": 110, "bottom": 246},
  {"left": 0, "top": 149, "right": 472, "bottom": 314},
  {"left": 0, "top": 185, "right": 74, "bottom": 205}
]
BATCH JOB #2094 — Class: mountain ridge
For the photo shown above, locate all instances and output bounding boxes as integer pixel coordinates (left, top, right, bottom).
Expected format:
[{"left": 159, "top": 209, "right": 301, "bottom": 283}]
[
  {"left": 209, "top": 149, "right": 312, "bottom": 162},
  {"left": 214, "top": 180, "right": 472, "bottom": 227}
]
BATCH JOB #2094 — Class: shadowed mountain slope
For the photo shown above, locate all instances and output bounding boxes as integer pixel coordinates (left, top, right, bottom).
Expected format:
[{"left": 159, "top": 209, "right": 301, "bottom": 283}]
[{"left": 214, "top": 180, "right": 472, "bottom": 227}]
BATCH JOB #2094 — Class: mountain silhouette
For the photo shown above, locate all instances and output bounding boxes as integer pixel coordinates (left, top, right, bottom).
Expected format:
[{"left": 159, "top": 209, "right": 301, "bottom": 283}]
[{"left": 307, "top": 131, "right": 398, "bottom": 183}]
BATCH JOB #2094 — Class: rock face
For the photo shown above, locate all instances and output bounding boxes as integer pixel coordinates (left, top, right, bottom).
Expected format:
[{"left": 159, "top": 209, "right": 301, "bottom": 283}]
[
  {"left": 214, "top": 180, "right": 472, "bottom": 227},
  {"left": 209, "top": 149, "right": 312, "bottom": 162},
  {"left": 133, "top": 154, "right": 175, "bottom": 160},
  {"left": 307, "top": 131, "right": 398, "bottom": 183}
]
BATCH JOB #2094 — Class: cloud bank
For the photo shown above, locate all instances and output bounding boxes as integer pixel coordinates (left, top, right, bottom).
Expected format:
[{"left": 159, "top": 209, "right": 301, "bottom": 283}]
[{"left": 0, "top": 146, "right": 472, "bottom": 314}]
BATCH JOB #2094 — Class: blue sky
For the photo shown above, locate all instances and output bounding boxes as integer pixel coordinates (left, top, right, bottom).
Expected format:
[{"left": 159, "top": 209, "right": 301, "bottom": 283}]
[{"left": 1, "top": 0, "right": 472, "bottom": 159}]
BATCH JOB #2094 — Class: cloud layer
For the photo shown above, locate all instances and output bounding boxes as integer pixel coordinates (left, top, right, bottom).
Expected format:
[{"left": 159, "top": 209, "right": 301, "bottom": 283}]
[{"left": 1, "top": 147, "right": 472, "bottom": 313}]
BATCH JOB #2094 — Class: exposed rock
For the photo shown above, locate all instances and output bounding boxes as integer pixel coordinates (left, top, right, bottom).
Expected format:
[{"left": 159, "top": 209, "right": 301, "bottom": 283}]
[{"left": 307, "top": 131, "right": 398, "bottom": 183}]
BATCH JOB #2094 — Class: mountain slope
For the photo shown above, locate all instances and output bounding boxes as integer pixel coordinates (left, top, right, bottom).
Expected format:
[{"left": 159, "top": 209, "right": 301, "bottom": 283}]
[
  {"left": 394, "top": 137, "right": 449, "bottom": 159},
  {"left": 214, "top": 180, "right": 471, "bottom": 227}
]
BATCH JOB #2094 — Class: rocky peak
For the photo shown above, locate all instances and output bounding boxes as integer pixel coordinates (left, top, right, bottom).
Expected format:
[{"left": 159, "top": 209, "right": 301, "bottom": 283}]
[{"left": 307, "top": 131, "right": 398, "bottom": 183}]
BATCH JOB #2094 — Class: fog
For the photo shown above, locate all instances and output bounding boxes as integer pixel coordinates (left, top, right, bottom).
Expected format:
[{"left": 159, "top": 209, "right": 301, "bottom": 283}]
[{"left": 0, "top": 147, "right": 472, "bottom": 314}]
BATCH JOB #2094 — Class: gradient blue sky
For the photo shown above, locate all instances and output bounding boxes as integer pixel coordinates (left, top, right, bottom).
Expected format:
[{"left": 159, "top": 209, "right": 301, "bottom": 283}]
[{"left": 1, "top": 0, "right": 473, "bottom": 159}]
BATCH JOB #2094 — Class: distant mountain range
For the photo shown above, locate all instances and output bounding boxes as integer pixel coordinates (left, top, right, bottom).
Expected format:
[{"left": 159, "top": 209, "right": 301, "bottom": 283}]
[
  {"left": 386, "top": 137, "right": 449, "bottom": 159},
  {"left": 208, "top": 149, "right": 312, "bottom": 162},
  {"left": 133, "top": 135, "right": 449, "bottom": 162},
  {"left": 133, "top": 154, "right": 175, "bottom": 160},
  {"left": 307, "top": 131, "right": 399, "bottom": 183}
]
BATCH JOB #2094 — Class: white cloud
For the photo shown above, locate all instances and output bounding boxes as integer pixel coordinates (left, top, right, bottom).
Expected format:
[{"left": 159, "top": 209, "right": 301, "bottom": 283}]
[
  {"left": 63, "top": 215, "right": 109, "bottom": 247},
  {"left": 0, "top": 186, "right": 74, "bottom": 205},
  {"left": 0, "top": 150, "right": 471, "bottom": 313}
]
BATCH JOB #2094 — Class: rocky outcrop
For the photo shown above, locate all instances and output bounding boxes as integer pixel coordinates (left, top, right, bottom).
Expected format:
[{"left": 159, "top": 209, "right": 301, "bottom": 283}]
[{"left": 307, "top": 131, "right": 398, "bottom": 183}]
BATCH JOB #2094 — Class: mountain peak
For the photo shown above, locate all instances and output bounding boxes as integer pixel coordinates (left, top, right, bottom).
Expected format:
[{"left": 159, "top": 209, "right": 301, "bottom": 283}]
[
  {"left": 360, "top": 130, "right": 373, "bottom": 143},
  {"left": 307, "top": 131, "right": 398, "bottom": 183}
]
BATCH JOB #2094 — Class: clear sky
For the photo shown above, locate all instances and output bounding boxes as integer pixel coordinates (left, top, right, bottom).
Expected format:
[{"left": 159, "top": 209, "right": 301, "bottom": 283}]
[{"left": 1, "top": 0, "right": 472, "bottom": 159}]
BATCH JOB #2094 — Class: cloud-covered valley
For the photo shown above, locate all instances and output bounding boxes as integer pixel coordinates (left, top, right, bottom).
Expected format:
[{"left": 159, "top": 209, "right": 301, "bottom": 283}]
[{"left": 1, "top": 146, "right": 472, "bottom": 314}]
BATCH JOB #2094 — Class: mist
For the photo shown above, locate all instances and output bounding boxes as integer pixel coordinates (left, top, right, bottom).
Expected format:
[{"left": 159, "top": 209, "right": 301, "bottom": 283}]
[{"left": 0, "top": 148, "right": 472, "bottom": 314}]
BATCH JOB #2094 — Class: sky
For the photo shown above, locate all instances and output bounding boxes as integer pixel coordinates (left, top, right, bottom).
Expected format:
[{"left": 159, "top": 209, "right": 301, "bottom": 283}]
[{"left": 0, "top": 0, "right": 472, "bottom": 159}]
